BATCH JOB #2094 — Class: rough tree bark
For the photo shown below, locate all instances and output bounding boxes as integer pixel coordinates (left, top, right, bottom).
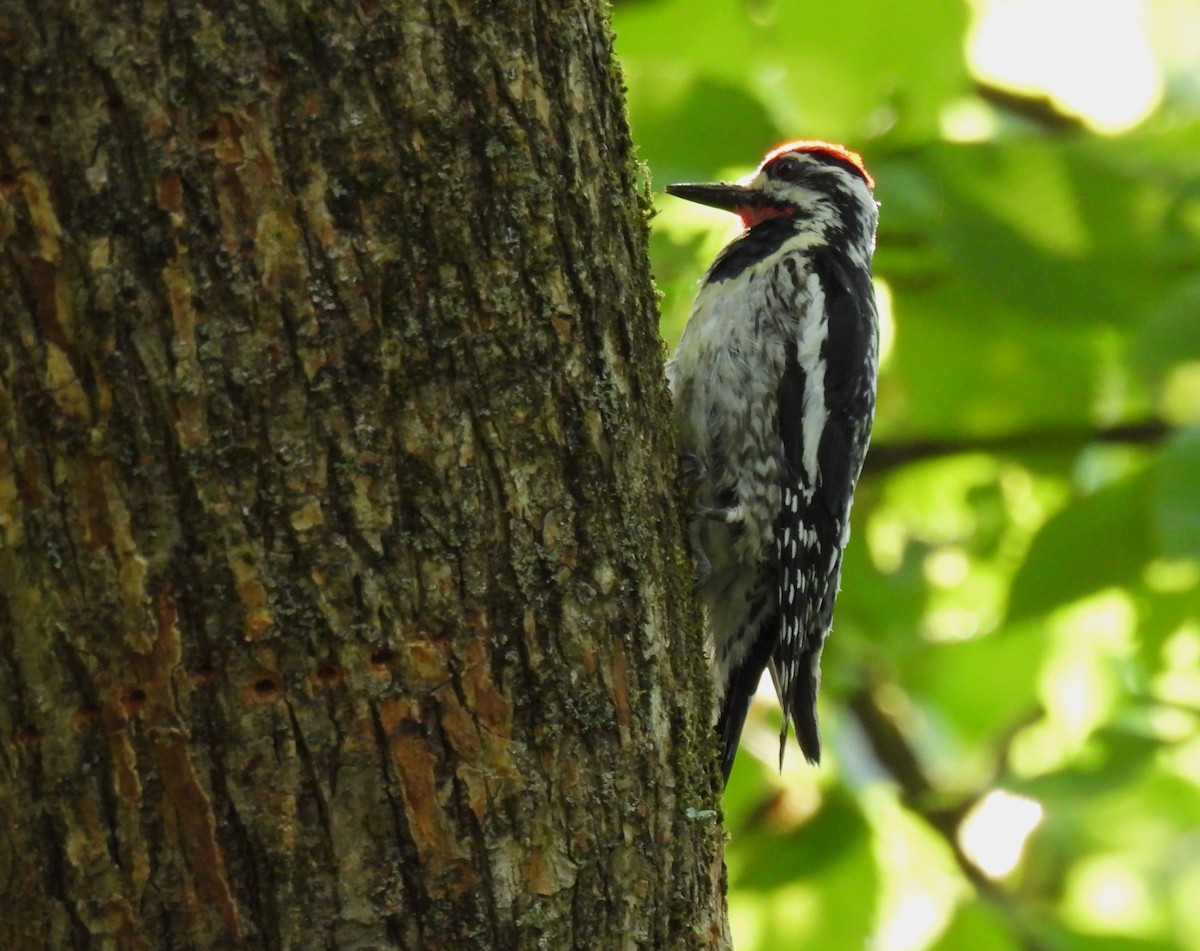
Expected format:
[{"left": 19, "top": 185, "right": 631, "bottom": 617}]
[{"left": 0, "top": 1, "right": 728, "bottom": 948}]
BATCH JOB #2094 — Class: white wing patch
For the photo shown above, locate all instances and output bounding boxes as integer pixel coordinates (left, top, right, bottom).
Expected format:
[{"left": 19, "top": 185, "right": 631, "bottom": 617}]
[{"left": 796, "top": 273, "right": 829, "bottom": 498}]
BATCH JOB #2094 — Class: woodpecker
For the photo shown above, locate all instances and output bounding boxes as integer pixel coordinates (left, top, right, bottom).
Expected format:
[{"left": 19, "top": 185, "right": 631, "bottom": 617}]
[{"left": 665, "top": 141, "right": 879, "bottom": 781}]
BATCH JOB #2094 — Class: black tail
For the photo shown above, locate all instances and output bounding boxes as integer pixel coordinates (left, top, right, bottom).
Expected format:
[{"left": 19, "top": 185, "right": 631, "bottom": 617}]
[
  {"left": 785, "top": 640, "right": 822, "bottom": 765},
  {"left": 715, "top": 615, "right": 777, "bottom": 782},
  {"left": 716, "top": 682, "right": 753, "bottom": 781}
]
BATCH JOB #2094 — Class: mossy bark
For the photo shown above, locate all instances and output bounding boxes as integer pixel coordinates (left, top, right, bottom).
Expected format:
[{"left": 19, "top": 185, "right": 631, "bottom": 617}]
[{"left": 0, "top": 1, "right": 728, "bottom": 948}]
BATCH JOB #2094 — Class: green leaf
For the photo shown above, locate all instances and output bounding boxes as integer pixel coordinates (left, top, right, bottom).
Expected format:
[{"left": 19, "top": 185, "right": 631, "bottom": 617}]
[
  {"left": 1135, "top": 279, "right": 1200, "bottom": 381},
  {"left": 615, "top": 0, "right": 971, "bottom": 146},
  {"left": 876, "top": 140, "right": 1189, "bottom": 438},
  {"left": 628, "top": 76, "right": 782, "bottom": 190},
  {"left": 1029, "top": 920, "right": 1180, "bottom": 951},
  {"left": 1151, "top": 428, "right": 1200, "bottom": 559},
  {"left": 727, "top": 789, "right": 878, "bottom": 951},
  {"left": 902, "top": 621, "right": 1049, "bottom": 750},
  {"left": 731, "top": 789, "right": 871, "bottom": 889},
  {"left": 930, "top": 901, "right": 1025, "bottom": 951},
  {"left": 1008, "top": 473, "right": 1154, "bottom": 622},
  {"left": 1011, "top": 726, "right": 1162, "bottom": 802},
  {"left": 761, "top": 0, "right": 970, "bottom": 141}
]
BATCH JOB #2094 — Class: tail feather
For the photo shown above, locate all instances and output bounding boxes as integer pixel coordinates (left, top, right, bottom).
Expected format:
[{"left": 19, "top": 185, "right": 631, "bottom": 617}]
[
  {"left": 788, "top": 657, "right": 822, "bottom": 765},
  {"left": 716, "top": 613, "right": 777, "bottom": 782},
  {"left": 716, "top": 687, "right": 753, "bottom": 782},
  {"left": 773, "top": 638, "right": 823, "bottom": 765}
]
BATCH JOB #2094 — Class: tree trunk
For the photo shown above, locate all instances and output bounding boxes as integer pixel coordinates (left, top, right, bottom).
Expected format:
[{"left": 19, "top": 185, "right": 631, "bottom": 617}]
[{"left": 0, "top": 2, "right": 728, "bottom": 948}]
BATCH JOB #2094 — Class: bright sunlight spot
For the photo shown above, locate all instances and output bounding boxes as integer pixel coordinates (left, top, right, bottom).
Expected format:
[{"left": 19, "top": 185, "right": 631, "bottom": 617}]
[
  {"left": 968, "top": 0, "right": 1162, "bottom": 132},
  {"left": 1154, "top": 622, "right": 1200, "bottom": 708},
  {"left": 1042, "top": 592, "right": 1135, "bottom": 740},
  {"left": 1171, "top": 862, "right": 1200, "bottom": 951},
  {"left": 1065, "top": 854, "right": 1162, "bottom": 935},
  {"left": 925, "top": 607, "right": 984, "bottom": 643},
  {"left": 940, "top": 97, "right": 1001, "bottom": 142},
  {"left": 1165, "top": 735, "right": 1200, "bottom": 787},
  {"left": 957, "top": 790, "right": 1045, "bottom": 879},
  {"left": 875, "top": 891, "right": 946, "bottom": 951},
  {"left": 1144, "top": 558, "right": 1200, "bottom": 595},
  {"left": 875, "top": 277, "right": 896, "bottom": 369},
  {"left": 1011, "top": 592, "right": 1138, "bottom": 775},
  {"left": 1161, "top": 361, "right": 1200, "bottom": 425},
  {"left": 867, "top": 510, "right": 908, "bottom": 575},
  {"left": 866, "top": 787, "right": 964, "bottom": 951},
  {"left": 924, "top": 548, "right": 970, "bottom": 589}
]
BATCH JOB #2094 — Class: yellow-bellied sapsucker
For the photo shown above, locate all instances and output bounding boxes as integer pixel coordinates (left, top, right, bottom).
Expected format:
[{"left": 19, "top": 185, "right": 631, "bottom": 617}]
[{"left": 666, "top": 141, "right": 879, "bottom": 780}]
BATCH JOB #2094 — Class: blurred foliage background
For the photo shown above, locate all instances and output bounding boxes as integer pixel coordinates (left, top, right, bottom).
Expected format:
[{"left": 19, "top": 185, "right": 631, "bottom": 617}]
[{"left": 612, "top": 0, "right": 1200, "bottom": 948}]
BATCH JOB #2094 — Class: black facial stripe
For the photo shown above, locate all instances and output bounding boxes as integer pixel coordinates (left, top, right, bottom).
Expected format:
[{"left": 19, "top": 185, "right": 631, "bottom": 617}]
[
  {"left": 815, "top": 152, "right": 872, "bottom": 186},
  {"left": 767, "top": 150, "right": 870, "bottom": 188},
  {"left": 705, "top": 218, "right": 796, "bottom": 283}
]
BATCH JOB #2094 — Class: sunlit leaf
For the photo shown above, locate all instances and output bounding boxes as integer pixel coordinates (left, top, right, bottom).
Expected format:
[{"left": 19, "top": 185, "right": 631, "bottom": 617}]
[{"left": 615, "top": 0, "right": 971, "bottom": 147}]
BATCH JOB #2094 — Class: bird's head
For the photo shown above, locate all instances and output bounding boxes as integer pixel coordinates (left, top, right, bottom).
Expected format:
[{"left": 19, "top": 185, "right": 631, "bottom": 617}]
[{"left": 666, "top": 140, "right": 876, "bottom": 237}]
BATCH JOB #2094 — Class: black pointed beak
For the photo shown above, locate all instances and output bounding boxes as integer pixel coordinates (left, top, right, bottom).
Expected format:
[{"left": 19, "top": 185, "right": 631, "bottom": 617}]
[{"left": 665, "top": 182, "right": 755, "bottom": 212}]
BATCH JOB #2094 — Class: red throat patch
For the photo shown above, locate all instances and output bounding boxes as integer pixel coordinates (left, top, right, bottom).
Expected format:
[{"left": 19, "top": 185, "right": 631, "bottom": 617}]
[{"left": 738, "top": 204, "right": 795, "bottom": 229}]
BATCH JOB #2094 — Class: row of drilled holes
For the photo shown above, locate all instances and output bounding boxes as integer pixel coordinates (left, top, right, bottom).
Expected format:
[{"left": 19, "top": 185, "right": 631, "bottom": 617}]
[{"left": 7, "top": 647, "right": 405, "bottom": 742}]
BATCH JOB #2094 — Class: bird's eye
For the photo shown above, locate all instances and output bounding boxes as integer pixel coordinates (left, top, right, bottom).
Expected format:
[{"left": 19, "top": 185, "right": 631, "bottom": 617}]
[{"left": 771, "top": 155, "right": 807, "bottom": 183}]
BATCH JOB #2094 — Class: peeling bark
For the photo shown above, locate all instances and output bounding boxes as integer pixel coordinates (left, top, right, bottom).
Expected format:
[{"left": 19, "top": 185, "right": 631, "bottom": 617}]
[{"left": 0, "top": 1, "right": 729, "bottom": 948}]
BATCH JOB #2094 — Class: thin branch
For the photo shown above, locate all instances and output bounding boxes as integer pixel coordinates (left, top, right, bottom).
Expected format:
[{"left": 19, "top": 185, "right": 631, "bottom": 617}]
[
  {"left": 972, "top": 81, "right": 1088, "bottom": 132},
  {"left": 847, "top": 687, "right": 1057, "bottom": 951},
  {"left": 865, "top": 419, "right": 1174, "bottom": 475}
]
